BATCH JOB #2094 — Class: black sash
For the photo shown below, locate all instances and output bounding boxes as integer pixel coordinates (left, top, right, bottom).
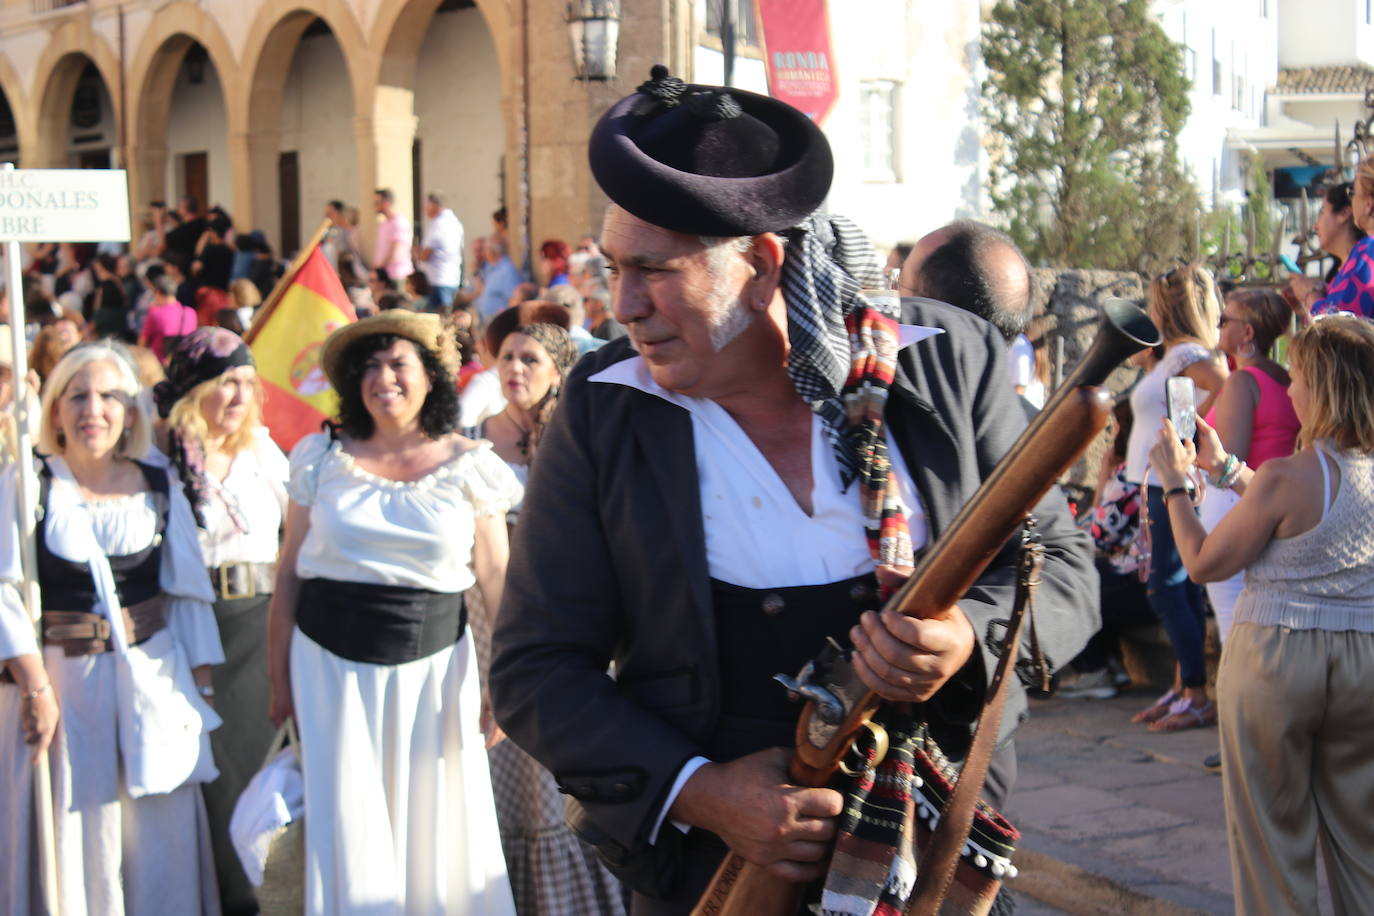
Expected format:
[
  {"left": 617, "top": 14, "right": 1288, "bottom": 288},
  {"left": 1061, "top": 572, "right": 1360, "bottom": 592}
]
[{"left": 296, "top": 578, "right": 466, "bottom": 665}]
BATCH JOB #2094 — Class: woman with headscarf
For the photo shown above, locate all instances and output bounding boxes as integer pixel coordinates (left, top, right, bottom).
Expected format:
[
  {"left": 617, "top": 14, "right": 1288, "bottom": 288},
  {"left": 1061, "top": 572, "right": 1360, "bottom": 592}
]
[
  {"left": 155, "top": 327, "right": 288, "bottom": 916},
  {"left": 0, "top": 341, "right": 222, "bottom": 913},
  {"left": 266, "top": 311, "right": 517, "bottom": 914},
  {"left": 471, "top": 305, "right": 626, "bottom": 916},
  {"left": 480, "top": 303, "right": 577, "bottom": 492}
]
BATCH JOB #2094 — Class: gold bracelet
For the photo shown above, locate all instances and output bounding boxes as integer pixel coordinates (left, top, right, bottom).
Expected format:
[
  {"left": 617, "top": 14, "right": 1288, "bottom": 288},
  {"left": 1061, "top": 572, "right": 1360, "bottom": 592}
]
[{"left": 22, "top": 683, "right": 52, "bottom": 702}]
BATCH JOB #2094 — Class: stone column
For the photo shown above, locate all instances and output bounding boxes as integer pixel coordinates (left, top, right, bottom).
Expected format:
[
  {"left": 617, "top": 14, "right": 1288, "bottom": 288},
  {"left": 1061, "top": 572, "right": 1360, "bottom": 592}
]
[
  {"left": 353, "top": 99, "right": 419, "bottom": 266},
  {"left": 125, "top": 142, "right": 168, "bottom": 214},
  {"left": 228, "top": 128, "right": 282, "bottom": 245}
]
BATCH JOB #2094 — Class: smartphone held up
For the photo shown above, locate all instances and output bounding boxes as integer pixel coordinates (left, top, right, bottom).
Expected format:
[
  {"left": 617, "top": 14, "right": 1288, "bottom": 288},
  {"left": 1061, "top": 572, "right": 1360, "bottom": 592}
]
[{"left": 1165, "top": 376, "right": 1197, "bottom": 442}]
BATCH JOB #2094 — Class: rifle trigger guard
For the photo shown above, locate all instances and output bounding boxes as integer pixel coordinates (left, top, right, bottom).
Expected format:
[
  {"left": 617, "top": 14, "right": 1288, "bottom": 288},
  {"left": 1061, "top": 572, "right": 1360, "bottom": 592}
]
[{"left": 837, "top": 719, "right": 890, "bottom": 776}]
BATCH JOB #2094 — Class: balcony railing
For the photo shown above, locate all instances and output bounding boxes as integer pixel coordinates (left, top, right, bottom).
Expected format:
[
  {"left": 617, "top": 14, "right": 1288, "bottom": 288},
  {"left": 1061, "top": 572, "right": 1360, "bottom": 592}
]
[{"left": 32, "top": 0, "right": 84, "bottom": 13}]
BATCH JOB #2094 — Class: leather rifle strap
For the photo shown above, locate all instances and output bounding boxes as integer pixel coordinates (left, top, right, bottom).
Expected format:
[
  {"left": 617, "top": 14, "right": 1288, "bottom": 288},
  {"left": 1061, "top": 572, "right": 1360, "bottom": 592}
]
[{"left": 906, "top": 532, "right": 1044, "bottom": 916}]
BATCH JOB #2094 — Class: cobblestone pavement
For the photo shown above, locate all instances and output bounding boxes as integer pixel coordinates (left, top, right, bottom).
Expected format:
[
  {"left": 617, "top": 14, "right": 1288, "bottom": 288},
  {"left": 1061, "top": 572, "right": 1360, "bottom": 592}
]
[{"left": 1006, "top": 689, "right": 1336, "bottom": 916}]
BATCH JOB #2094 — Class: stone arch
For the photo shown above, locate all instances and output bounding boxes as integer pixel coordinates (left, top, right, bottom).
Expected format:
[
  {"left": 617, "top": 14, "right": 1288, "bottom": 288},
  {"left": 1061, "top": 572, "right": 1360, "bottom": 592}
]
[
  {"left": 125, "top": 6, "right": 238, "bottom": 223},
  {"left": 30, "top": 20, "right": 122, "bottom": 168},
  {"left": 365, "top": 0, "right": 517, "bottom": 259},
  {"left": 0, "top": 52, "right": 29, "bottom": 164},
  {"left": 371, "top": 0, "right": 513, "bottom": 91},
  {"left": 238, "top": 0, "right": 369, "bottom": 131},
  {"left": 236, "top": 3, "right": 366, "bottom": 249}
]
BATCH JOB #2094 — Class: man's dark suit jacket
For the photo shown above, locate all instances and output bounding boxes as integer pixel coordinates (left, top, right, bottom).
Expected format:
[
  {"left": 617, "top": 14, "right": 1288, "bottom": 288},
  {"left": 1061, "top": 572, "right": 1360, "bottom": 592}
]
[{"left": 490, "top": 297, "right": 1098, "bottom": 875}]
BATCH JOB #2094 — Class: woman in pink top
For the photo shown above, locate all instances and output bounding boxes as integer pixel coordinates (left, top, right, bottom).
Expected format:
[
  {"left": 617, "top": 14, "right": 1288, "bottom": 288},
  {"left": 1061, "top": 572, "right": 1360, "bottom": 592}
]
[
  {"left": 139, "top": 271, "right": 197, "bottom": 362},
  {"left": 1200, "top": 287, "right": 1300, "bottom": 641}
]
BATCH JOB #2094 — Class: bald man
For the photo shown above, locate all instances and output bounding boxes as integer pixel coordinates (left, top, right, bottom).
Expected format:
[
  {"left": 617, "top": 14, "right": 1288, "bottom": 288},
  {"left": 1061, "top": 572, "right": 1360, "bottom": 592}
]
[
  {"left": 896, "top": 220, "right": 1032, "bottom": 344},
  {"left": 897, "top": 220, "right": 1045, "bottom": 407}
]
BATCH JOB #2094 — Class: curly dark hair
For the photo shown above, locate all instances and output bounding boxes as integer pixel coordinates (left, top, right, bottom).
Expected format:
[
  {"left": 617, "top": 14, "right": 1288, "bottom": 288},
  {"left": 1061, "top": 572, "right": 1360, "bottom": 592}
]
[{"left": 333, "top": 333, "right": 458, "bottom": 440}]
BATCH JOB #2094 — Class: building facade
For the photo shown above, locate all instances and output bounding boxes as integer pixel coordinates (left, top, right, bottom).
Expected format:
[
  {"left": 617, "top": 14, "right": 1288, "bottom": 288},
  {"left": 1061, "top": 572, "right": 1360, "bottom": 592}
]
[
  {"left": 2, "top": 0, "right": 1370, "bottom": 267},
  {"left": 0, "top": 0, "right": 697, "bottom": 263}
]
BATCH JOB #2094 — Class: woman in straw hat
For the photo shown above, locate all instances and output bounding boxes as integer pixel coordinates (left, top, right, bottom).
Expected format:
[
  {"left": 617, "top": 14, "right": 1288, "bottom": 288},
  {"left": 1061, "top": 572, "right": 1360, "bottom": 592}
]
[{"left": 266, "top": 311, "right": 517, "bottom": 914}]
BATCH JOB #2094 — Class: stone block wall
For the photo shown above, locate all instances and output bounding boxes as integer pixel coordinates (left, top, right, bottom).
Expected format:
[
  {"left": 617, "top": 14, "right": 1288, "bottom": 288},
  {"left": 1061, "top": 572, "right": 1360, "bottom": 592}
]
[{"left": 1029, "top": 268, "right": 1150, "bottom": 497}]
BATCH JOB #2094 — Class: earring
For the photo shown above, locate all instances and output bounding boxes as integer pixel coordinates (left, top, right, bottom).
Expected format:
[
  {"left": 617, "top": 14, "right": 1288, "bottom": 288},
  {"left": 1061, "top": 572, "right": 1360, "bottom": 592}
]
[{"left": 1240, "top": 342, "right": 1258, "bottom": 359}]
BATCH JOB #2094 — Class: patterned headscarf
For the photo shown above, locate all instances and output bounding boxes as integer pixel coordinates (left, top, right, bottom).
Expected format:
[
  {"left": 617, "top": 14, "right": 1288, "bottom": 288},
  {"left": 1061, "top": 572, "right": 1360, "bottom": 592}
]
[
  {"left": 510, "top": 321, "right": 578, "bottom": 458},
  {"left": 780, "top": 213, "right": 889, "bottom": 485},
  {"left": 154, "top": 328, "right": 254, "bottom": 529},
  {"left": 153, "top": 328, "right": 254, "bottom": 419},
  {"left": 516, "top": 322, "right": 578, "bottom": 377}
]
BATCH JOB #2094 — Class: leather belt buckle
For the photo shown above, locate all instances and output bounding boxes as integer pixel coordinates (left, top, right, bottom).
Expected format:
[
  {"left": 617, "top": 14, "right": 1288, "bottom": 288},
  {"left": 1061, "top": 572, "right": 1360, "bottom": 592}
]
[{"left": 216, "top": 563, "right": 257, "bottom": 601}]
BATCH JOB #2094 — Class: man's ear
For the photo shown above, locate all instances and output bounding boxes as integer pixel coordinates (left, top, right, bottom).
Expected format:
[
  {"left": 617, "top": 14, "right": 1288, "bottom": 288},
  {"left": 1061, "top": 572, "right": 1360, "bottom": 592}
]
[{"left": 745, "top": 233, "right": 785, "bottom": 308}]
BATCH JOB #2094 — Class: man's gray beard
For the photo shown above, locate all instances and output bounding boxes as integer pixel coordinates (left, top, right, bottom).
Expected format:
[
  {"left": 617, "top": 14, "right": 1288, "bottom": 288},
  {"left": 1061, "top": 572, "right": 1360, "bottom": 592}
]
[{"left": 708, "top": 296, "right": 754, "bottom": 352}]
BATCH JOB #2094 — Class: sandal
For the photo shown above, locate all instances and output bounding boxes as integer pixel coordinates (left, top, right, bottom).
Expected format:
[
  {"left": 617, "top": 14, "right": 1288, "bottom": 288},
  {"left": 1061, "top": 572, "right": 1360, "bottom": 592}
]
[
  {"left": 1148, "top": 697, "right": 1217, "bottom": 732},
  {"left": 1131, "top": 688, "right": 1179, "bottom": 724}
]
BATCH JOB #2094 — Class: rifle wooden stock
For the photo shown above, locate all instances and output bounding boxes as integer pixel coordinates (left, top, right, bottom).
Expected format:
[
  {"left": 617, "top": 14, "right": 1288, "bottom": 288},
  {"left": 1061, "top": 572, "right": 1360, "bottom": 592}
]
[{"left": 691, "top": 299, "right": 1159, "bottom": 916}]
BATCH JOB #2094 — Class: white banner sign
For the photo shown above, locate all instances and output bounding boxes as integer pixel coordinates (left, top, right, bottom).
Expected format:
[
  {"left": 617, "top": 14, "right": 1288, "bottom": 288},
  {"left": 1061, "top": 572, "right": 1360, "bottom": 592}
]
[{"left": 0, "top": 169, "right": 131, "bottom": 242}]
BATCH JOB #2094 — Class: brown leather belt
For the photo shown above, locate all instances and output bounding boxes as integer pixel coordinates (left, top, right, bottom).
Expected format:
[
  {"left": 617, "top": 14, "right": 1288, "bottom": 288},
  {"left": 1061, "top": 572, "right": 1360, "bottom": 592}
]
[
  {"left": 42, "top": 596, "right": 168, "bottom": 657},
  {"left": 208, "top": 562, "right": 275, "bottom": 601}
]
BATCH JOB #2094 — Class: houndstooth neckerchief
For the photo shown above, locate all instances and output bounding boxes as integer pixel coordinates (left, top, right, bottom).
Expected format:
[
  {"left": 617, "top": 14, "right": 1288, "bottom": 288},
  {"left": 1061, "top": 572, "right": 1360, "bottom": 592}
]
[{"left": 780, "top": 212, "right": 888, "bottom": 487}]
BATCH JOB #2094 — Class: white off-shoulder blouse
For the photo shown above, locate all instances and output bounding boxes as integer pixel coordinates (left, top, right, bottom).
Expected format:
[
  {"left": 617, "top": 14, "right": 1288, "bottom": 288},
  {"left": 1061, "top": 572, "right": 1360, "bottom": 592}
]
[{"left": 287, "top": 432, "right": 522, "bottom": 594}]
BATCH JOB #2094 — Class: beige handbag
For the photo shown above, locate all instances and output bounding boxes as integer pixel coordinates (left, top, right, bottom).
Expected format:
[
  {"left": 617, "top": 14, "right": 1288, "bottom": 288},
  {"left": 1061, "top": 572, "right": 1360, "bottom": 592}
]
[{"left": 255, "top": 719, "right": 305, "bottom": 915}]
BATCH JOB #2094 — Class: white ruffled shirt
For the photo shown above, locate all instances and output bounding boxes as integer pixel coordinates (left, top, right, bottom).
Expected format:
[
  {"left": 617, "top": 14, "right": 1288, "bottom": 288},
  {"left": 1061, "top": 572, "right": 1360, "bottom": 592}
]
[
  {"left": 0, "top": 456, "right": 224, "bottom": 797},
  {"left": 287, "top": 432, "right": 522, "bottom": 592}
]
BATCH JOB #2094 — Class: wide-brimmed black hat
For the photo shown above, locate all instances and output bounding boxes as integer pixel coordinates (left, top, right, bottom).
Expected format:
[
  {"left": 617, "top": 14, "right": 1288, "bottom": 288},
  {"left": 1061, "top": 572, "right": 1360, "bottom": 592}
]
[{"left": 589, "top": 65, "right": 833, "bottom": 237}]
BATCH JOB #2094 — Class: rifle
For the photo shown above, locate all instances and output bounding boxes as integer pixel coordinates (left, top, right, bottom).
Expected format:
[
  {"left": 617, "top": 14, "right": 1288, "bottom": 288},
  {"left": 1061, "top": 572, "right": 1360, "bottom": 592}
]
[{"left": 692, "top": 298, "right": 1159, "bottom": 916}]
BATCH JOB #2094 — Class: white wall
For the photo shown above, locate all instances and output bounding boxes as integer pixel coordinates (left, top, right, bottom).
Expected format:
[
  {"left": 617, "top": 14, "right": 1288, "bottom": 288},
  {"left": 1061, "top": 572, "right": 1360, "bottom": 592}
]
[
  {"left": 414, "top": 6, "right": 505, "bottom": 264},
  {"left": 164, "top": 63, "right": 231, "bottom": 211},
  {"left": 1278, "top": 0, "right": 1374, "bottom": 66},
  {"left": 1154, "top": 0, "right": 1278, "bottom": 204},
  {"left": 280, "top": 30, "right": 359, "bottom": 238},
  {"left": 693, "top": 0, "right": 984, "bottom": 253}
]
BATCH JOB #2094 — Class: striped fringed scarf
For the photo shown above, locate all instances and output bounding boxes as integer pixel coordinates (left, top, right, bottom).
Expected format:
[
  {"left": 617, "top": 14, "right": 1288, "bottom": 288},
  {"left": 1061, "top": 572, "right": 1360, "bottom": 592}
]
[
  {"left": 818, "top": 307, "right": 922, "bottom": 916},
  {"left": 843, "top": 309, "right": 912, "bottom": 573}
]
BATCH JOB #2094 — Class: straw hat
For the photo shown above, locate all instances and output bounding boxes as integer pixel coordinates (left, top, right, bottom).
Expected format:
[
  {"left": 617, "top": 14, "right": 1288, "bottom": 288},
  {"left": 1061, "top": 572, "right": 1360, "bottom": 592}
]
[{"left": 320, "top": 311, "right": 456, "bottom": 391}]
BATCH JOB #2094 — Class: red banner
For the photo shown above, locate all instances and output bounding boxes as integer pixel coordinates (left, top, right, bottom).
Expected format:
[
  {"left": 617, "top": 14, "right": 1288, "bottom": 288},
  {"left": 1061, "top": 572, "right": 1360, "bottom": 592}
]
[{"left": 757, "top": 0, "right": 838, "bottom": 125}]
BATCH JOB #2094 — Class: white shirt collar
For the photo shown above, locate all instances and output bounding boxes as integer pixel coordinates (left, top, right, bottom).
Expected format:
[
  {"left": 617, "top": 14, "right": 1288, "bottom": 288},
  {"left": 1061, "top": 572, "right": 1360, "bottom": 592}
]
[{"left": 589, "top": 323, "right": 943, "bottom": 401}]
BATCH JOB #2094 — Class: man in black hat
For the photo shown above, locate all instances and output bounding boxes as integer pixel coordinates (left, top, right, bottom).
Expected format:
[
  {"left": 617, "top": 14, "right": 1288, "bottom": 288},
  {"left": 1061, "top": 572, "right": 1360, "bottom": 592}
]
[{"left": 490, "top": 67, "right": 1097, "bottom": 915}]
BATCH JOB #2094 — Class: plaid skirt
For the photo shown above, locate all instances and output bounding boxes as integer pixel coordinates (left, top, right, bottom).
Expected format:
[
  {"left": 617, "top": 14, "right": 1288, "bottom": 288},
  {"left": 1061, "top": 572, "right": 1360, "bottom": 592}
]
[{"left": 466, "top": 587, "right": 627, "bottom": 916}]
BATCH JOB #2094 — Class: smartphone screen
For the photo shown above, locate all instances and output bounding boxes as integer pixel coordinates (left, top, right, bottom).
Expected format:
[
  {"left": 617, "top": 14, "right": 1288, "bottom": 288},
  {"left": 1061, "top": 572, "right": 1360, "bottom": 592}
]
[{"left": 1166, "top": 376, "right": 1197, "bottom": 441}]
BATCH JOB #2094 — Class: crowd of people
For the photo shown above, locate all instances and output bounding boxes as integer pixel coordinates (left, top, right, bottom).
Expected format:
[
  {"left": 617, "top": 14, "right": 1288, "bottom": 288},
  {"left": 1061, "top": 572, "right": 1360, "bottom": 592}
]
[{"left": 1, "top": 67, "right": 1371, "bottom": 916}]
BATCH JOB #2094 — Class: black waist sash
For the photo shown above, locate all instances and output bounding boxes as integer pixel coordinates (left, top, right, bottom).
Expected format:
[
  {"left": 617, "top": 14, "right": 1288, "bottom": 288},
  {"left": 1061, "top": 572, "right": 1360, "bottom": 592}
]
[{"left": 296, "top": 578, "right": 466, "bottom": 665}]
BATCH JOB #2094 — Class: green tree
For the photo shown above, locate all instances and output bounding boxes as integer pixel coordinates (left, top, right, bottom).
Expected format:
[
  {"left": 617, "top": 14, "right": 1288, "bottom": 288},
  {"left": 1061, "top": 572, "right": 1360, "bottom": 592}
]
[{"left": 982, "top": 0, "right": 1201, "bottom": 273}]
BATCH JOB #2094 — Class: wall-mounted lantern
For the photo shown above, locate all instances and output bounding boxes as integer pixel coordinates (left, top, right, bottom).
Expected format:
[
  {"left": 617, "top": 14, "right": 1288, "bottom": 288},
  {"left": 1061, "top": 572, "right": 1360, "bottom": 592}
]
[{"left": 567, "top": 0, "right": 621, "bottom": 81}]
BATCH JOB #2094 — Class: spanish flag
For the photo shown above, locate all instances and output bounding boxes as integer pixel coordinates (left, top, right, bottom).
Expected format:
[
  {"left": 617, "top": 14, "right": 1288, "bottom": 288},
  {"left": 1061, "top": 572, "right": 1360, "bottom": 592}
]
[{"left": 245, "top": 221, "right": 356, "bottom": 452}]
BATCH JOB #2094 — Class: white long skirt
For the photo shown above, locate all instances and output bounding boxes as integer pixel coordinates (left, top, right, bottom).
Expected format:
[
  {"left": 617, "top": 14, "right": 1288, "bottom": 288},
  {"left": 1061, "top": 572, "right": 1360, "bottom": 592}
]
[
  {"left": 0, "top": 648, "right": 220, "bottom": 916},
  {"left": 290, "top": 627, "right": 514, "bottom": 916}
]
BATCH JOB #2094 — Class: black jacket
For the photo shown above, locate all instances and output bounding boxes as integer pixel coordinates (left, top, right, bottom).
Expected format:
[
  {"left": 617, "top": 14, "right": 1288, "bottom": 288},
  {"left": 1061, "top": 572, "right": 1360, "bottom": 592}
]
[{"left": 490, "top": 297, "right": 1098, "bottom": 870}]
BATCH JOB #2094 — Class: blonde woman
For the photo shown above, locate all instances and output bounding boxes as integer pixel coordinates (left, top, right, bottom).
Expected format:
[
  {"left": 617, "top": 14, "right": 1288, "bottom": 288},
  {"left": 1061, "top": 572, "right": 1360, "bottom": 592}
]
[
  {"left": 1124, "top": 264, "right": 1229, "bottom": 731},
  {"left": 156, "top": 327, "right": 288, "bottom": 914},
  {"left": 0, "top": 341, "right": 222, "bottom": 913},
  {"left": 1151, "top": 315, "right": 1374, "bottom": 914}
]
